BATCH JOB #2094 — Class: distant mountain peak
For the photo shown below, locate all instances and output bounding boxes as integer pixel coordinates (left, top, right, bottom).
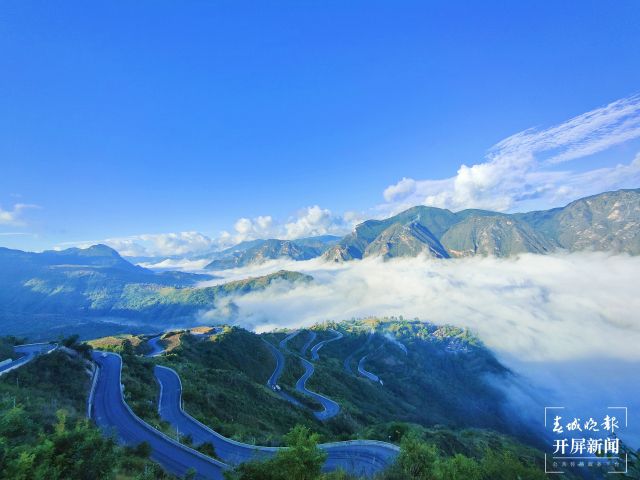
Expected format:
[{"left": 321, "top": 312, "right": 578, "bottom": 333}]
[{"left": 205, "top": 235, "right": 340, "bottom": 271}]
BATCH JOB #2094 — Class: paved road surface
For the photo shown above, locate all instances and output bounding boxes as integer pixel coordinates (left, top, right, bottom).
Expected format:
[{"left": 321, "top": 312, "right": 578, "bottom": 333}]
[
  {"left": 262, "top": 339, "right": 304, "bottom": 407},
  {"left": 357, "top": 353, "right": 382, "bottom": 384},
  {"left": 145, "top": 336, "right": 166, "bottom": 357},
  {"left": 0, "top": 343, "right": 57, "bottom": 377},
  {"left": 155, "top": 365, "right": 399, "bottom": 476},
  {"left": 295, "top": 357, "right": 341, "bottom": 420},
  {"left": 299, "top": 331, "right": 317, "bottom": 357},
  {"left": 278, "top": 330, "right": 301, "bottom": 349},
  {"left": 386, "top": 336, "right": 408, "bottom": 355},
  {"left": 91, "top": 351, "right": 228, "bottom": 480},
  {"left": 344, "top": 332, "right": 373, "bottom": 374},
  {"left": 156, "top": 365, "right": 276, "bottom": 464},
  {"left": 310, "top": 329, "right": 343, "bottom": 361},
  {"left": 275, "top": 331, "right": 341, "bottom": 420}
]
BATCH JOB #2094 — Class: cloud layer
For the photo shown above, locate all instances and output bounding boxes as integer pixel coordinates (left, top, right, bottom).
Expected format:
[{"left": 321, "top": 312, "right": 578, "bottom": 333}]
[{"left": 203, "top": 252, "right": 640, "bottom": 363}]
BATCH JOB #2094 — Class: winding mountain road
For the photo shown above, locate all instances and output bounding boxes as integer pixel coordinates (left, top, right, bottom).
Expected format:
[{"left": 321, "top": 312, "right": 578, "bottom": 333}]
[
  {"left": 91, "top": 351, "right": 228, "bottom": 480},
  {"left": 154, "top": 365, "right": 399, "bottom": 476},
  {"left": 275, "top": 330, "right": 342, "bottom": 420},
  {"left": 279, "top": 330, "right": 301, "bottom": 348},
  {"left": 344, "top": 332, "right": 374, "bottom": 375},
  {"left": 296, "top": 357, "right": 341, "bottom": 420},
  {"left": 357, "top": 335, "right": 408, "bottom": 384},
  {"left": 310, "top": 329, "right": 343, "bottom": 361},
  {"left": 89, "top": 332, "right": 399, "bottom": 478},
  {"left": 155, "top": 365, "right": 276, "bottom": 464},
  {"left": 262, "top": 339, "right": 304, "bottom": 407},
  {"left": 357, "top": 353, "right": 382, "bottom": 384},
  {"left": 299, "top": 330, "right": 317, "bottom": 357},
  {"left": 0, "top": 343, "right": 57, "bottom": 377}
]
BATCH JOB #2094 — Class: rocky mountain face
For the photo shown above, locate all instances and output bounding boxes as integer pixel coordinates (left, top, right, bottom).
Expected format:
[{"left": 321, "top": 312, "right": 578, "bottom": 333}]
[
  {"left": 205, "top": 235, "right": 339, "bottom": 270},
  {"left": 323, "top": 188, "right": 640, "bottom": 262},
  {"left": 440, "top": 216, "right": 555, "bottom": 257},
  {"left": 515, "top": 188, "right": 640, "bottom": 254}
]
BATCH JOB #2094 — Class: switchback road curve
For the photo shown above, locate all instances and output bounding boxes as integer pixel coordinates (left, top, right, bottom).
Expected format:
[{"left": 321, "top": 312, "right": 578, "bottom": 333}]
[
  {"left": 154, "top": 365, "right": 399, "bottom": 477},
  {"left": 90, "top": 351, "right": 228, "bottom": 480},
  {"left": 262, "top": 338, "right": 304, "bottom": 407},
  {"left": 299, "top": 330, "right": 317, "bottom": 357},
  {"left": 310, "top": 329, "right": 343, "bottom": 361},
  {"left": 343, "top": 331, "right": 374, "bottom": 375},
  {"left": 276, "top": 330, "right": 342, "bottom": 420}
]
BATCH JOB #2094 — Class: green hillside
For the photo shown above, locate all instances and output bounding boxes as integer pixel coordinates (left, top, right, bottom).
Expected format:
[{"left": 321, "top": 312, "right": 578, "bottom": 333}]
[
  {"left": 96, "top": 319, "right": 572, "bottom": 478},
  {"left": 0, "top": 341, "right": 175, "bottom": 479},
  {"left": 324, "top": 188, "right": 640, "bottom": 261},
  {"left": 0, "top": 244, "right": 311, "bottom": 338},
  {"left": 115, "top": 319, "right": 531, "bottom": 448}
]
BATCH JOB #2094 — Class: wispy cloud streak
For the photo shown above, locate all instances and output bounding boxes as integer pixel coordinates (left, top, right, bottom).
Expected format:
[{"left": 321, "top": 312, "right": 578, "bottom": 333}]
[{"left": 382, "top": 95, "right": 640, "bottom": 213}]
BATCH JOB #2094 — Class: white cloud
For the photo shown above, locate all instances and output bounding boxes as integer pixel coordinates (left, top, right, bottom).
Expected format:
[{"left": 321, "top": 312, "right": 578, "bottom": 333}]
[
  {"left": 218, "top": 206, "right": 355, "bottom": 247},
  {"left": 383, "top": 177, "right": 417, "bottom": 202},
  {"left": 137, "top": 257, "right": 212, "bottom": 271},
  {"left": 135, "top": 231, "right": 214, "bottom": 256},
  {"left": 284, "top": 206, "right": 340, "bottom": 239},
  {"left": 381, "top": 95, "right": 640, "bottom": 214},
  {"left": 227, "top": 215, "right": 274, "bottom": 242},
  {"left": 57, "top": 206, "right": 355, "bottom": 257},
  {"left": 56, "top": 206, "right": 355, "bottom": 258},
  {"left": 60, "top": 231, "right": 215, "bottom": 258},
  {"left": 0, "top": 203, "right": 39, "bottom": 225}
]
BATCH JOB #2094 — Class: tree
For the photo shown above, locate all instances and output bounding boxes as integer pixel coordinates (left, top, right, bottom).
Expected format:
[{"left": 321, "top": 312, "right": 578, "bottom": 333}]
[
  {"left": 0, "top": 406, "right": 33, "bottom": 440},
  {"left": 133, "top": 441, "right": 152, "bottom": 458},
  {"left": 122, "top": 340, "right": 135, "bottom": 355},
  {"left": 62, "top": 335, "right": 80, "bottom": 348},
  {"left": 397, "top": 433, "right": 439, "bottom": 480},
  {"left": 479, "top": 449, "right": 546, "bottom": 480},
  {"left": 276, "top": 425, "right": 327, "bottom": 480},
  {"left": 435, "top": 453, "right": 481, "bottom": 480},
  {"left": 224, "top": 425, "right": 327, "bottom": 480},
  {"left": 0, "top": 437, "right": 7, "bottom": 471},
  {"left": 196, "top": 442, "right": 217, "bottom": 459},
  {"left": 13, "top": 417, "right": 120, "bottom": 480}
]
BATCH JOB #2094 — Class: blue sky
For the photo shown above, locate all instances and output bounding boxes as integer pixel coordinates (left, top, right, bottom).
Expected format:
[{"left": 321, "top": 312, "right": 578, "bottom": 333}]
[{"left": 1, "top": 1, "right": 640, "bottom": 255}]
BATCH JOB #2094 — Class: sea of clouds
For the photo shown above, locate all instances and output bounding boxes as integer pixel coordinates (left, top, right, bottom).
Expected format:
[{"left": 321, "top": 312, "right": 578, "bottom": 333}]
[{"left": 196, "top": 252, "right": 640, "bottom": 446}]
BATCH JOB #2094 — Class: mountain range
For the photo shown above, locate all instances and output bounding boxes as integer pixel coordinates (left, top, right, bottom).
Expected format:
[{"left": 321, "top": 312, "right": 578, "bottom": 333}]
[
  {"left": 204, "top": 235, "right": 340, "bottom": 270},
  {"left": 1, "top": 188, "right": 638, "bottom": 338},
  {"left": 0, "top": 244, "right": 310, "bottom": 338},
  {"left": 324, "top": 188, "right": 639, "bottom": 261},
  {"left": 194, "top": 188, "right": 639, "bottom": 269}
]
